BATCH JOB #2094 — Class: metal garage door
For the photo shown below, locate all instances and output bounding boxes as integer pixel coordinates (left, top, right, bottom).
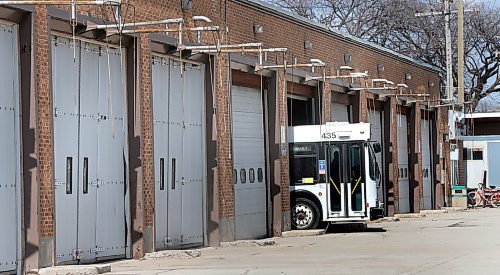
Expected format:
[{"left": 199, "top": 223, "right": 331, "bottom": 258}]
[
  {"left": 487, "top": 142, "right": 500, "bottom": 191},
  {"left": 421, "top": 119, "right": 433, "bottom": 210},
  {"left": 232, "top": 85, "right": 267, "bottom": 240},
  {"left": 397, "top": 114, "right": 410, "bottom": 213},
  {"left": 369, "top": 110, "right": 385, "bottom": 206},
  {"left": 52, "top": 36, "right": 127, "bottom": 263},
  {"left": 0, "top": 22, "right": 20, "bottom": 273},
  {"left": 153, "top": 56, "right": 204, "bottom": 249},
  {"left": 331, "top": 102, "right": 350, "bottom": 122}
]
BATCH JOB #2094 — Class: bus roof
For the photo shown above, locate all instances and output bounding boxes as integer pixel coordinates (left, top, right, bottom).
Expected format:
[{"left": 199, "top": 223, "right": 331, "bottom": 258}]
[{"left": 288, "top": 122, "right": 371, "bottom": 143}]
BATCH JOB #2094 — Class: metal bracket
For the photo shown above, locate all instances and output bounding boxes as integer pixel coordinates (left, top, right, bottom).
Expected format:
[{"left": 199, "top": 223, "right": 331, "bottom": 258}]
[
  {"left": 90, "top": 247, "right": 105, "bottom": 253},
  {"left": 53, "top": 107, "right": 65, "bottom": 117},
  {"left": 72, "top": 249, "right": 82, "bottom": 260}
]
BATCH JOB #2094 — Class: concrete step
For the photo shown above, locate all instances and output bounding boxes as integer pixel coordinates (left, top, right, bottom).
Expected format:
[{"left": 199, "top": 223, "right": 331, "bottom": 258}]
[
  {"left": 38, "top": 264, "right": 111, "bottom": 275},
  {"left": 420, "top": 209, "right": 448, "bottom": 215},
  {"left": 281, "top": 229, "right": 326, "bottom": 238},
  {"left": 143, "top": 249, "right": 202, "bottom": 260},
  {"left": 221, "top": 239, "right": 277, "bottom": 247},
  {"left": 394, "top": 213, "right": 426, "bottom": 219}
]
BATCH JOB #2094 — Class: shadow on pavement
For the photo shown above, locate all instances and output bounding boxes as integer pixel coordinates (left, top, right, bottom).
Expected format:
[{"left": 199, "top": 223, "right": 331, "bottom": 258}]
[{"left": 325, "top": 224, "right": 387, "bottom": 234}]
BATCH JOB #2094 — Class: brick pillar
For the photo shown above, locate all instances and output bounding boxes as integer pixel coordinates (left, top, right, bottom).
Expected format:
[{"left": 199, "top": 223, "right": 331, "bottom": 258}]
[
  {"left": 139, "top": 34, "right": 155, "bottom": 253},
  {"left": 215, "top": 53, "right": 235, "bottom": 242},
  {"left": 390, "top": 98, "right": 400, "bottom": 214},
  {"left": 127, "top": 37, "right": 144, "bottom": 259},
  {"left": 409, "top": 104, "right": 423, "bottom": 212},
  {"left": 322, "top": 79, "right": 331, "bottom": 123},
  {"left": 34, "top": 6, "right": 55, "bottom": 268},
  {"left": 358, "top": 89, "right": 368, "bottom": 123},
  {"left": 278, "top": 69, "right": 291, "bottom": 232}
]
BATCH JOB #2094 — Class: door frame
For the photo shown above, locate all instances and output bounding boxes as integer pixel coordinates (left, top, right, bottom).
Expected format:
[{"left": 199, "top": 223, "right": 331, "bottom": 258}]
[
  {"left": 151, "top": 52, "right": 207, "bottom": 249},
  {"left": 51, "top": 32, "right": 130, "bottom": 262}
]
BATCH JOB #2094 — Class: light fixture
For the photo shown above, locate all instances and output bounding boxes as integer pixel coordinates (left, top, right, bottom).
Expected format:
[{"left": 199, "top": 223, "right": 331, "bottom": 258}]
[
  {"left": 428, "top": 81, "right": 435, "bottom": 87},
  {"left": 253, "top": 24, "right": 264, "bottom": 34},
  {"left": 304, "top": 40, "right": 313, "bottom": 49},
  {"left": 405, "top": 73, "right": 412, "bottom": 80},
  {"left": 181, "top": 0, "right": 192, "bottom": 9},
  {"left": 344, "top": 54, "right": 352, "bottom": 63},
  {"left": 339, "top": 65, "right": 354, "bottom": 71},
  {"left": 377, "top": 64, "right": 385, "bottom": 72}
]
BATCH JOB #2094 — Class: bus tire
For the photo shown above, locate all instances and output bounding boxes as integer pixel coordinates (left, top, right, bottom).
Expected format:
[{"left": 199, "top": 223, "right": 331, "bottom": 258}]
[{"left": 291, "top": 197, "right": 320, "bottom": 230}]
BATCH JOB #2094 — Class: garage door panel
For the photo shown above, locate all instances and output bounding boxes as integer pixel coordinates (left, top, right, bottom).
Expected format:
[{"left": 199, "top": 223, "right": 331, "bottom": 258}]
[
  {"left": 397, "top": 114, "right": 410, "bottom": 213},
  {"left": 232, "top": 85, "right": 267, "bottom": 240},
  {"left": 0, "top": 22, "right": 19, "bottom": 272},
  {"left": 421, "top": 119, "right": 432, "bottom": 210}
]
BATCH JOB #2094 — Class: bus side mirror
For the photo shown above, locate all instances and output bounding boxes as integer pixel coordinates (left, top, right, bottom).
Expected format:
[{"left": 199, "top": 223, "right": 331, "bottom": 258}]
[{"left": 373, "top": 142, "right": 382, "bottom": 153}]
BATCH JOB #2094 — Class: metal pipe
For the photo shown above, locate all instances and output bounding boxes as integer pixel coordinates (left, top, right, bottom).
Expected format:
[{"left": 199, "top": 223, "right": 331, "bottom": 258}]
[
  {"left": 108, "top": 26, "right": 219, "bottom": 35},
  {"left": 180, "top": 43, "right": 262, "bottom": 51},
  {"left": 192, "top": 15, "right": 212, "bottom": 23},
  {"left": 86, "top": 18, "right": 184, "bottom": 30},
  {"left": 193, "top": 48, "right": 287, "bottom": 54}
]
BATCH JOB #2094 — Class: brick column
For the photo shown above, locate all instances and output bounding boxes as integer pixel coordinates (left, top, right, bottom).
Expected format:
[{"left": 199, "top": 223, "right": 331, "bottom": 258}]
[
  {"left": 409, "top": 103, "right": 423, "bottom": 212},
  {"left": 358, "top": 89, "right": 368, "bottom": 123},
  {"left": 34, "top": 6, "right": 55, "bottom": 268},
  {"left": 127, "top": 37, "right": 144, "bottom": 259},
  {"left": 390, "top": 98, "right": 400, "bottom": 214},
  {"left": 215, "top": 53, "right": 235, "bottom": 242},
  {"left": 322, "top": 79, "right": 331, "bottom": 123},
  {"left": 278, "top": 69, "right": 291, "bottom": 232},
  {"left": 139, "top": 33, "right": 155, "bottom": 253}
]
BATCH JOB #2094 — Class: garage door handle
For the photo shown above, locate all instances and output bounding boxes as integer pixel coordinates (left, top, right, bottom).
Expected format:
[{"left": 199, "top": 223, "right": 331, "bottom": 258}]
[
  {"left": 83, "top": 157, "right": 89, "bottom": 194},
  {"left": 66, "top": 157, "right": 73, "bottom": 194},
  {"left": 171, "top": 158, "right": 176, "bottom": 190},
  {"left": 160, "top": 158, "right": 165, "bottom": 190}
]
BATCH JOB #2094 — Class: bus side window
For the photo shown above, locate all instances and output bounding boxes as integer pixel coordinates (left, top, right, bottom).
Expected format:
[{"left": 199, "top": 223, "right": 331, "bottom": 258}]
[{"left": 289, "top": 144, "right": 319, "bottom": 185}]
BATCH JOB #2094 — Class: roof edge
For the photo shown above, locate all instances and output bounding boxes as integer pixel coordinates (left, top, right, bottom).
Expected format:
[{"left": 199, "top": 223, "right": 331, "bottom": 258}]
[{"left": 235, "top": 0, "right": 441, "bottom": 74}]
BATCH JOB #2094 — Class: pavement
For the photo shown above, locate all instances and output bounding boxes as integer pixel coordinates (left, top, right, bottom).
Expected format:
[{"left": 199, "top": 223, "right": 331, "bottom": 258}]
[{"left": 48, "top": 208, "right": 500, "bottom": 274}]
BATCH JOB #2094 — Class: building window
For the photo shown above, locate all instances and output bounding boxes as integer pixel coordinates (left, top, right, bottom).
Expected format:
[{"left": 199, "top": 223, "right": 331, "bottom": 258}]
[
  {"left": 249, "top": 168, "right": 255, "bottom": 183},
  {"left": 240, "top": 169, "right": 247, "bottom": 184},
  {"left": 257, "top": 168, "right": 264, "bottom": 183},
  {"left": 472, "top": 149, "right": 483, "bottom": 160}
]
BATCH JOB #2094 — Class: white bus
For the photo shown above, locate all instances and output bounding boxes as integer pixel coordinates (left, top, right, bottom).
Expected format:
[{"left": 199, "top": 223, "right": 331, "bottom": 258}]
[{"left": 288, "top": 122, "right": 384, "bottom": 229}]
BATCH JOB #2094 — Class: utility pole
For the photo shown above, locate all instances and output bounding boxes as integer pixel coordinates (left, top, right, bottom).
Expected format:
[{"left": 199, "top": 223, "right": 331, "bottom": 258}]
[
  {"left": 457, "top": 0, "right": 464, "bottom": 104},
  {"left": 444, "top": 0, "right": 453, "bottom": 102}
]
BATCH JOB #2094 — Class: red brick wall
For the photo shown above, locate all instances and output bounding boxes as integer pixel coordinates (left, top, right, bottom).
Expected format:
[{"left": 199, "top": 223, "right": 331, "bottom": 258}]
[
  {"left": 35, "top": 5, "right": 54, "bottom": 238},
  {"left": 140, "top": 33, "right": 155, "bottom": 228}
]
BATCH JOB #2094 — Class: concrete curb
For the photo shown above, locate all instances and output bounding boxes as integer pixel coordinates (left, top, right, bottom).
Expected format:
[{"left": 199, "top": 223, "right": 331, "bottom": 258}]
[
  {"left": 38, "top": 264, "right": 111, "bottom": 275},
  {"left": 394, "top": 213, "right": 426, "bottom": 219},
  {"left": 420, "top": 209, "right": 448, "bottom": 215},
  {"left": 442, "top": 207, "right": 467, "bottom": 212},
  {"left": 371, "top": 216, "right": 400, "bottom": 223},
  {"left": 143, "top": 249, "right": 201, "bottom": 260},
  {"left": 281, "top": 229, "right": 326, "bottom": 238},
  {"left": 221, "top": 239, "right": 277, "bottom": 247}
]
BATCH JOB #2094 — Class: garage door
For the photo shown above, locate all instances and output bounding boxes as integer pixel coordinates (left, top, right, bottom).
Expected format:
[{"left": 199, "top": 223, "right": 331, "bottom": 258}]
[
  {"left": 0, "top": 22, "right": 20, "bottom": 273},
  {"left": 421, "top": 119, "right": 433, "bottom": 210},
  {"left": 153, "top": 56, "right": 204, "bottom": 249},
  {"left": 232, "top": 85, "right": 267, "bottom": 240},
  {"left": 331, "top": 102, "right": 349, "bottom": 122},
  {"left": 52, "top": 36, "right": 127, "bottom": 263},
  {"left": 369, "top": 110, "right": 385, "bottom": 206},
  {"left": 397, "top": 114, "right": 410, "bottom": 213}
]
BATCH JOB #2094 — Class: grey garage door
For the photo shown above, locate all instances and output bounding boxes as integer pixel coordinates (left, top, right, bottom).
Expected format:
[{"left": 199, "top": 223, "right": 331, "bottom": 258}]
[
  {"left": 153, "top": 56, "right": 204, "bottom": 249},
  {"left": 0, "top": 22, "right": 20, "bottom": 273},
  {"left": 231, "top": 85, "right": 267, "bottom": 240},
  {"left": 52, "top": 36, "right": 127, "bottom": 263},
  {"left": 421, "top": 119, "right": 433, "bottom": 210},
  {"left": 331, "top": 102, "right": 350, "bottom": 122},
  {"left": 397, "top": 114, "right": 410, "bottom": 213},
  {"left": 369, "top": 110, "right": 385, "bottom": 206}
]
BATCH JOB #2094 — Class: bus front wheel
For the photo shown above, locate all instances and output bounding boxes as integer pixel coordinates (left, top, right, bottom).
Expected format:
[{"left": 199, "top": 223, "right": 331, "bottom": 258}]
[{"left": 292, "top": 197, "right": 320, "bottom": 230}]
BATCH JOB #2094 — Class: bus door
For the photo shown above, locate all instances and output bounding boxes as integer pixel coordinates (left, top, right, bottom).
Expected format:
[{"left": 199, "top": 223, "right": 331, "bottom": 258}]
[{"left": 327, "top": 143, "right": 366, "bottom": 218}]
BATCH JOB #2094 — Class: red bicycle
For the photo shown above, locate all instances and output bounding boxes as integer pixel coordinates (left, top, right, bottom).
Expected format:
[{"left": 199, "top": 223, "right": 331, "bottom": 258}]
[{"left": 468, "top": 183, "right": 500, "bottom": 208}]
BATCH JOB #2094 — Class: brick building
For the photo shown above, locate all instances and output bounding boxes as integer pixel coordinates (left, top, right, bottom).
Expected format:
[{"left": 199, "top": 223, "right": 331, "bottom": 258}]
[{"left": 0, "top": 0, "right": 448, "bottom": 273}]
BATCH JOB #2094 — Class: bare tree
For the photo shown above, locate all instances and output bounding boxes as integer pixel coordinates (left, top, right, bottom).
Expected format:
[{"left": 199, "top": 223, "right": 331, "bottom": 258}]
[{"left": 269, "top": 0, "right": 500, "bottom": 111}]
